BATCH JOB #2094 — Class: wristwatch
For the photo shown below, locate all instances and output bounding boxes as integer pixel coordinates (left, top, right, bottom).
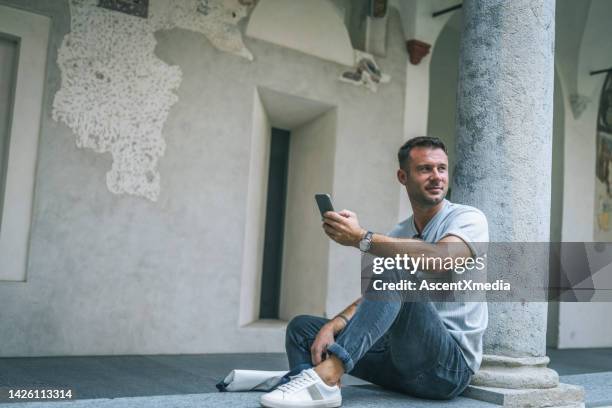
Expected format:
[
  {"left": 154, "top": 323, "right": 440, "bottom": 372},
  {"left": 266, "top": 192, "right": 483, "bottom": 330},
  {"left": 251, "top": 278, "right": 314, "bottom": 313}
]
[{"left": 359, "top": 231, "right": 374, "bottom": 253}]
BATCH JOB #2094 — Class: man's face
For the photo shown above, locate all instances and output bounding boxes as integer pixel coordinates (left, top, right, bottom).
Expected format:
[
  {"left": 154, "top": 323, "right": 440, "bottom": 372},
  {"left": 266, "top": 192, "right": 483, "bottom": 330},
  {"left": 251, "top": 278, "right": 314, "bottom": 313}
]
[{"left": 398, "top": 147, "right": 449, "bottom": 207}]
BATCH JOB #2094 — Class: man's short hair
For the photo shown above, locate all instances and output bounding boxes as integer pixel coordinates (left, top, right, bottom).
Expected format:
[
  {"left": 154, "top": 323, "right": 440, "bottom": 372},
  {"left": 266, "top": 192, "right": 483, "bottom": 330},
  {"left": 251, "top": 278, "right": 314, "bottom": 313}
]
[{"left": 398, "top": 136, "right": 447, "bottom": 169}]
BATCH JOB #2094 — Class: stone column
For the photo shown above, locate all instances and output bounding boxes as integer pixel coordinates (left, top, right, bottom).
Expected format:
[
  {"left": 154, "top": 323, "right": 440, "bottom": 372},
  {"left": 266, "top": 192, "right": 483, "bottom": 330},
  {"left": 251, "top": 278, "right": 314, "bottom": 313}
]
[{"left": 452, "top": 0, "right": 584, "bottom": 406}]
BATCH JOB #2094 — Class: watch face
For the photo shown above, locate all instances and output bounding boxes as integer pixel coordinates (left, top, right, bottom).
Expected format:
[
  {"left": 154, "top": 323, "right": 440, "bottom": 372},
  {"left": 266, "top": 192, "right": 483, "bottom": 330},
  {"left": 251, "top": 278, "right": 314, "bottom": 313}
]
[{"left": 359, "top": 239, "right": 369, "bottom": 252}]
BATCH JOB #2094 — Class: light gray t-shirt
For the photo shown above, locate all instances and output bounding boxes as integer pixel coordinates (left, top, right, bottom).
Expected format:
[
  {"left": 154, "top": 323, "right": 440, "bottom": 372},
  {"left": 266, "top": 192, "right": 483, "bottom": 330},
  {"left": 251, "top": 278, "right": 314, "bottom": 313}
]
[{"left": 388, "top": 199, "right": 489, "bottom": 373}]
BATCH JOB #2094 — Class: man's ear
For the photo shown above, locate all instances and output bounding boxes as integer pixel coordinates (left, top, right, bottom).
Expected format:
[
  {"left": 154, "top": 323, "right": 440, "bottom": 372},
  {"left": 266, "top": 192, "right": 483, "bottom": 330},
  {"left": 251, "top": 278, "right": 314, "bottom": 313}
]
[{"left": 397, "top": 168, "right": 408, "bottom": 185}]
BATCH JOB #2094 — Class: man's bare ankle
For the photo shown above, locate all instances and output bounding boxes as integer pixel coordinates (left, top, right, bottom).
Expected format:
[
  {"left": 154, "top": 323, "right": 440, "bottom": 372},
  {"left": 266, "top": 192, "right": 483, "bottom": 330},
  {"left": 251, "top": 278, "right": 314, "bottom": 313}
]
[
  {"left": 314, "top": 357, "right": 345, "bottom": 386},
  {"left": 314, "top": 369, "right": 339, "bottom": 386}
]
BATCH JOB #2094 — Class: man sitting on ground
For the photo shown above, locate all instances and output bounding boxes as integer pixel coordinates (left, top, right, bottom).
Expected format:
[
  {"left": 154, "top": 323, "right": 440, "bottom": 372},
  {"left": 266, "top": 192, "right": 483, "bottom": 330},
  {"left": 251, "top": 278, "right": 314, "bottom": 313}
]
[{"left": 261, "top": 136, "right": 488, "bottom": 408}]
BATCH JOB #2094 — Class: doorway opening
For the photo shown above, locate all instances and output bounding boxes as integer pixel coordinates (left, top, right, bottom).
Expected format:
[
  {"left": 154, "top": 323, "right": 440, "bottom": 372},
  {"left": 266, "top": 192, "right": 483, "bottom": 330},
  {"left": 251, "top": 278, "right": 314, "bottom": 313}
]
[{"left": 240, "top": 87, "right": 336, "bottom": 326}]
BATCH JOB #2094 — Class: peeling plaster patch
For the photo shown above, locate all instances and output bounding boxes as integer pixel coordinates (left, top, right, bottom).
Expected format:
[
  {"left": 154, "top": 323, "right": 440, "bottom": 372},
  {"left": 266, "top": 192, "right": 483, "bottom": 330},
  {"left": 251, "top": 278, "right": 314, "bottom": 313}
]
[
  {"left": 53, "top": 0, "right": 181, "bottom": 201},
  {"left": 339, "top": 50, "right": 390, "bottom": 92},
  {"left": 53, "top": 0, "right": 253, "bottom": 201},
  {"left": 151, "top": 0, "right": 254, "bottom": 61}
]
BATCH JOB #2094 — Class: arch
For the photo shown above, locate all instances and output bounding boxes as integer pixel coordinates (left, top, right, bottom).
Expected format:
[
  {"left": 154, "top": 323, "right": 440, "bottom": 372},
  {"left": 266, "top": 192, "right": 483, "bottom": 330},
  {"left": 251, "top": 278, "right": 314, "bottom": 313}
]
[
  {"left": 426, "top": 10, "right": 461, "bottom": 194},
  {"left": 246, "top": 0, "right": 355, "bottom": 66}
]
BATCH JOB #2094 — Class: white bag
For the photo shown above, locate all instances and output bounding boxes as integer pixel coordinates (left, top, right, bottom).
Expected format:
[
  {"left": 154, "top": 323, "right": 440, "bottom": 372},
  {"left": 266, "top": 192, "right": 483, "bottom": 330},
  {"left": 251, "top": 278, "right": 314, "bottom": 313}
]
[{"left": 216, "top": 369, "right": 289, "bottom": 392}]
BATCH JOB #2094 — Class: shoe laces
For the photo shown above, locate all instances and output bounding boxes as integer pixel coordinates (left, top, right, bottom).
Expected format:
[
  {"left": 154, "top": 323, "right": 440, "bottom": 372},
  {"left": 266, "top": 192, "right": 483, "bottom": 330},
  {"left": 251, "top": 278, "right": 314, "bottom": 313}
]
[{"left": 277, "top": 371, "right": 316, "bottom": 393}]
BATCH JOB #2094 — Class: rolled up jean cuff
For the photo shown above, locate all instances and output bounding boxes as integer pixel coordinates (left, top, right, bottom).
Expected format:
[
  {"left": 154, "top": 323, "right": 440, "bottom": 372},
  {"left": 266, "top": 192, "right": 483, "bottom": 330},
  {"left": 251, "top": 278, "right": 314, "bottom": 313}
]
[{"left": 326, "top": 342, "right": 355, "bottom": 372}]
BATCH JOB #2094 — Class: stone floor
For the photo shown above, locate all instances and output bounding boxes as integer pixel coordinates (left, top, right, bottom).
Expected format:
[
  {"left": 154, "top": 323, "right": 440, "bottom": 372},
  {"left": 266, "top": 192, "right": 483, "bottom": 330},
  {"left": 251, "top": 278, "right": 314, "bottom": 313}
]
[{"left": 0, "top": 348, "right": 611, "bottom": 407}]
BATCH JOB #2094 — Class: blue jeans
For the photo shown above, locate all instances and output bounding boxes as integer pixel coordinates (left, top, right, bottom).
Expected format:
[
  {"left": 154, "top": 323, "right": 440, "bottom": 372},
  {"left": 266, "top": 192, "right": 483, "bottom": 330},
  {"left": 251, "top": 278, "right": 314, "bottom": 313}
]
[{"left": 285, "top": 299, "right": 473, "bottom": 400}]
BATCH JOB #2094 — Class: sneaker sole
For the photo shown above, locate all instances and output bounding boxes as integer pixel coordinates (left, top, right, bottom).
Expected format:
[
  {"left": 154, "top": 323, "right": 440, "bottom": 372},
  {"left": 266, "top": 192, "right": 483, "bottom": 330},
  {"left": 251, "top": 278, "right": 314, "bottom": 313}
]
[{"left": 260, "top": 397, "right": 342, "bottom": 408}]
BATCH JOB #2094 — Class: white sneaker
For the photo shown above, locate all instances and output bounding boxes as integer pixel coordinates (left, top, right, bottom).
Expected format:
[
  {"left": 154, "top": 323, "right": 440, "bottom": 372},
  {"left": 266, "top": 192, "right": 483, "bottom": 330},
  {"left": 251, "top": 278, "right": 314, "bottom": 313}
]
[{"left": 260, "top": 368, "right": 342, "bottom": 408}]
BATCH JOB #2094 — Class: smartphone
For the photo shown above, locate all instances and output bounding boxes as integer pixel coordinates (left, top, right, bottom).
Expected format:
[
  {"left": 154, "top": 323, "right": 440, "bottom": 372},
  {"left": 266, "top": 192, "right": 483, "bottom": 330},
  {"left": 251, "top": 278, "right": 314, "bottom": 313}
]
[{"left": 315, "top": 194, "right": 334, "bottom": 218}]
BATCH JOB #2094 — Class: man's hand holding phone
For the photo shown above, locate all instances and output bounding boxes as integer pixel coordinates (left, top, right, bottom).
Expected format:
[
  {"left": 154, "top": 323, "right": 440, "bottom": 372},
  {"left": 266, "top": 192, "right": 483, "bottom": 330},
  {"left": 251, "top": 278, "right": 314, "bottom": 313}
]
[
  {"left": 323, "top": 210, "right": 366, "bottom": 247},
  {"left": 315, "top": 194, "right": 366, "bottom": 247}
]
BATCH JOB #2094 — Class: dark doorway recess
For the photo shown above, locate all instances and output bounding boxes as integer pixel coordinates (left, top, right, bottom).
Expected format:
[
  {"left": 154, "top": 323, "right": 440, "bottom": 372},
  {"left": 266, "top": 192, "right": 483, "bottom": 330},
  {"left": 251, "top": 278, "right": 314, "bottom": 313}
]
[
  {"left": 259, "top": 128, "right": 290, "bottom": 319},
  {"left": 0, "top": 34, "right": 19, "bottom": 230}
]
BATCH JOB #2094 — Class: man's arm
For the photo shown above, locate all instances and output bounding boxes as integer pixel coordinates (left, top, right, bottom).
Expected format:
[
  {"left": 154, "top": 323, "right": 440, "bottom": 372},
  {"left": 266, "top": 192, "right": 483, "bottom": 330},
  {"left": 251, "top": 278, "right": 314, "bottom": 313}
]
[
  {"left": 310, "top": 297, "right": 361, "bottom": 366},
  {"left": 322, "top": 210, "right": 473, "bottom": 273},
  {"left": 369, "top": 233, "right": 472, "bottom": 272},
  {"left": 329, "top": 297, "right": 361, "bottom": 332}
]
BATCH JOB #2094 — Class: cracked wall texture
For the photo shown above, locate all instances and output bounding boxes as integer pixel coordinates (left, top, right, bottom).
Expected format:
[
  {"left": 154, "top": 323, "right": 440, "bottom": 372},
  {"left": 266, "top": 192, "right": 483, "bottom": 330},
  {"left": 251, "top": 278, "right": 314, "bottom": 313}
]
[
  {"left": 52, "top": 0, "right": 252, "bottom": 201},
  {"left": 0, "top": 0, "right": 406, "bottom": 356}
]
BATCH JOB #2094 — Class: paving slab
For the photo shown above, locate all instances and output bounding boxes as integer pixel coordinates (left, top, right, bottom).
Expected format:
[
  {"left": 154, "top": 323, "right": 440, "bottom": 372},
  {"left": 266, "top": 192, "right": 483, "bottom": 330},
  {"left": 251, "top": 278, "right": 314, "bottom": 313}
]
[
  {"left": 0, "top": 386, "right": 497, "bottom": 408},
  {"left": 1, "top": 352, "right": 611, "bottom": 407},
  {"left": 561, "top": 371, "right": 612, "bottom": 407}
]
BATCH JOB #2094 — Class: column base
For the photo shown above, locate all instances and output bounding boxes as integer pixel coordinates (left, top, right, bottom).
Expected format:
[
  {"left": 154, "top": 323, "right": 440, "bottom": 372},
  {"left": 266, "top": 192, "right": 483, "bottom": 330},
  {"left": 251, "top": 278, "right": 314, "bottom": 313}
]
[
  {"left": 463, "top": 354, "right": 585, "bottom": 406},
  {"left": 463, "top": 383, "right": 585, "bottom": 408},
  {"left": 472, "top": 355, "right": 559, "bottom": 389}
]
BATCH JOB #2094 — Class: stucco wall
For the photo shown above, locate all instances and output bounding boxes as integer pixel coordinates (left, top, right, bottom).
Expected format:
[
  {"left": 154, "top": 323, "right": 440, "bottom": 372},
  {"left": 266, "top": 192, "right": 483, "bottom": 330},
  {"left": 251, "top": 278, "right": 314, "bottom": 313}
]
[{"left": 0, "top": 1, "right": 406, "bottom": 356}]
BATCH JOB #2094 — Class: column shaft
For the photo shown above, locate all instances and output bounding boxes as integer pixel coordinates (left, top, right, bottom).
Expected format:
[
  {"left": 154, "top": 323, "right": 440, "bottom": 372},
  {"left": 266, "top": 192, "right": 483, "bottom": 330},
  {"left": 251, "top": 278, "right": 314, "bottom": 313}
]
[{"left": 454, "top": 0, "right": 555, "bottom": 359}]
